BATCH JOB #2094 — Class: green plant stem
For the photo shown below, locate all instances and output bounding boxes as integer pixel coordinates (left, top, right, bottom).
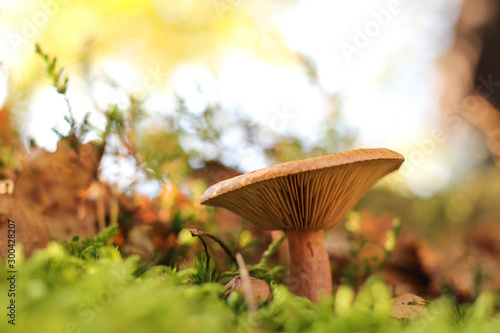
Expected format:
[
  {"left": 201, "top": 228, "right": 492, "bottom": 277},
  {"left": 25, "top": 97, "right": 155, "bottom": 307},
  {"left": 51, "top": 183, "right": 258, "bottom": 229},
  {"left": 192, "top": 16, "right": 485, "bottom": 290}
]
[{"left": 259, "top": 234, "right": 285, "bottom": 266}]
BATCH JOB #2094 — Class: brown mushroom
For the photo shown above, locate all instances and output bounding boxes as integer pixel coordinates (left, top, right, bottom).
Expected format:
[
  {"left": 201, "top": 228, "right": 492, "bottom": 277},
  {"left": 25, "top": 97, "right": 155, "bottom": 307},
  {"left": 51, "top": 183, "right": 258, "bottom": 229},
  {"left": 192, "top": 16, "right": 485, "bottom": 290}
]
[
  {"left": 225, "top": 276, "right": 273, "bottom": 302},
  {"left": 200, "top": 148, "right": 404, "bottom": 302}
]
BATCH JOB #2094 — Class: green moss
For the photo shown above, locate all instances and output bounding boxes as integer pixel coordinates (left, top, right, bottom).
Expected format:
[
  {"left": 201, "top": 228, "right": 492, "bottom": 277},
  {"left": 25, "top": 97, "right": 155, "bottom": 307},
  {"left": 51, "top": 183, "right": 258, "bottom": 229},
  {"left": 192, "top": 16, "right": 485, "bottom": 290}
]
[{"left": 1, "top": 236, "right": 499, "bottom": 333}]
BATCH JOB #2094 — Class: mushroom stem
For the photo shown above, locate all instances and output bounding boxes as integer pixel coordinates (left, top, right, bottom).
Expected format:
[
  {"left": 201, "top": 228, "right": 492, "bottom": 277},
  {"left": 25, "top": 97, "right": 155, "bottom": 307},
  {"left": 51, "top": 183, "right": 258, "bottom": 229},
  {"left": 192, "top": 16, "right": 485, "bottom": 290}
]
[{"left": 285, "top": 229, "right": 332, "bottom": 302}]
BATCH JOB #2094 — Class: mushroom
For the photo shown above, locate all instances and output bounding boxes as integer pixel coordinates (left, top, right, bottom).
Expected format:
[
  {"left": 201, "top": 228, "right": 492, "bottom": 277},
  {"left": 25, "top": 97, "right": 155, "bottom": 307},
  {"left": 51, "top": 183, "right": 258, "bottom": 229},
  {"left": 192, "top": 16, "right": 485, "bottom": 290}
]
[
  {"left": 225, "top": 276, "right": 273, "bottom": 302},
  {"left": 200, "top": 148, "right": 404, "bottom": 302}
]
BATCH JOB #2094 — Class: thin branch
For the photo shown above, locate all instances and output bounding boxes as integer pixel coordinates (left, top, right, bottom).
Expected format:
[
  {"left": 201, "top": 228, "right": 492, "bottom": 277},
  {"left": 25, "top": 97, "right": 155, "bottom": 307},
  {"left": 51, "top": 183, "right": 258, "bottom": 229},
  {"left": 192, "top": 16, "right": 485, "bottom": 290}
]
[
  {"left": 236, "top": 253, "right": 260, "bottom": 326},
  {"left": 189, "top": 229, "right": 237, "bottom": 264},
  {"left": 190, "top": 229, "right": 210, "bottom": 268}
]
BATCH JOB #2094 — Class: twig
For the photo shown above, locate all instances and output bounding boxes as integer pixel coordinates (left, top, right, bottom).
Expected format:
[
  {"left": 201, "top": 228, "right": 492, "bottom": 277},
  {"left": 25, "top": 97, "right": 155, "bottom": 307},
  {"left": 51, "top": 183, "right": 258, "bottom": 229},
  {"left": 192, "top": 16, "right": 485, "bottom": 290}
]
[
  {"left": 236, "top": 253, "right": 260, "bottom": 326},
  {"left": 189, "top": 229, "right": 237, "bottom": 264},
  {"left": 190, "top": 229, "right": 210, "bottom": 268}
]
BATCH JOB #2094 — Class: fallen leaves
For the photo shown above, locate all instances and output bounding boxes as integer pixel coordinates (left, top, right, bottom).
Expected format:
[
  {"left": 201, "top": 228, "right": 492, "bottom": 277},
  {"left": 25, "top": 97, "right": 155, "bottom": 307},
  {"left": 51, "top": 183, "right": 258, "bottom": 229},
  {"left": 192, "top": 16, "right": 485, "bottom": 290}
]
[
  {"left": 12, "top": 140, "right": 104, "bottom": 241},
  {"left": 0, "top": 194, "right": 49, "bottom": 257},
  {"left": 392, "top": 293, "right": 428, "bottom": 320}
]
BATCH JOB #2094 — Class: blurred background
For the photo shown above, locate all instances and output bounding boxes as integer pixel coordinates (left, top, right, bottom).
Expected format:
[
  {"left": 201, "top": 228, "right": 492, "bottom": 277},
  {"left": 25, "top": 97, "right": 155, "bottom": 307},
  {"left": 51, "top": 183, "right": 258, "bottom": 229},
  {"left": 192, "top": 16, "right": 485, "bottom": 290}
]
[{"left": 1, "top": 0, "right": 500, "bottom": 300}]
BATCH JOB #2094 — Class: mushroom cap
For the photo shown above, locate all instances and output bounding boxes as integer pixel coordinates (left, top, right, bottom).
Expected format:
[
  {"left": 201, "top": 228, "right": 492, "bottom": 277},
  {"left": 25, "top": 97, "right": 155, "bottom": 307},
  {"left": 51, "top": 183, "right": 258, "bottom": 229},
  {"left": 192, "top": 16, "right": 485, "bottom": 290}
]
[{"left": 200, "top": 148, "right": 404, "bottom": 231}]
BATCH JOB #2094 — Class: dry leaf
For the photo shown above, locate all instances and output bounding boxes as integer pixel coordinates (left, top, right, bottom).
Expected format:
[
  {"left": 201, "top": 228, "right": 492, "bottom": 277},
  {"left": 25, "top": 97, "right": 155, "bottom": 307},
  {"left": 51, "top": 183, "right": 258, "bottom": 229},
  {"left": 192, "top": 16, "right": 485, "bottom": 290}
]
[
  {"left": 0, "top": 194, "right": 49, "bottom": 257},
  {"left": 13, "top": 140, "right": 104, "bottom": 241},
  {"left": 392, "top": 293, "right": 428, "bottom": 320}
]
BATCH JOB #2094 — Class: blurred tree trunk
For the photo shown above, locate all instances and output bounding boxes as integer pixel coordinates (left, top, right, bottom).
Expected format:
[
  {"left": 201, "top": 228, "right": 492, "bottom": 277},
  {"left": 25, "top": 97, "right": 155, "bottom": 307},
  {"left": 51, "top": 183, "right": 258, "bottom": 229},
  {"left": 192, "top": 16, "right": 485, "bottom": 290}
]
[{"left": 441, "top": 0, "right": 500, "bottom": 163}]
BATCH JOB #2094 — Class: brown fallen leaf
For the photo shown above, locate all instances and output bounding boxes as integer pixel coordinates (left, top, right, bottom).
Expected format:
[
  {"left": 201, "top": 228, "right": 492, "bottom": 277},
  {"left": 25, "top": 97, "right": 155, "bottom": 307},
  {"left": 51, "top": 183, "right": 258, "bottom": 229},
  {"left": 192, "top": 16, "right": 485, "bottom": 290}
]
[
  {"left": 392, "top": 292, "right": 428, "bottom": 320},
  {"left": 0, "top": 194, "right": 49, "bottom": 257},
  {"left": 13, "top": 139, "right": 104, "bottom": 241}
]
